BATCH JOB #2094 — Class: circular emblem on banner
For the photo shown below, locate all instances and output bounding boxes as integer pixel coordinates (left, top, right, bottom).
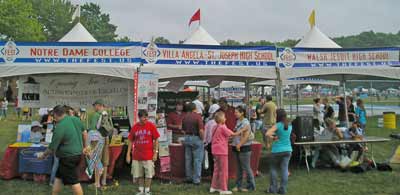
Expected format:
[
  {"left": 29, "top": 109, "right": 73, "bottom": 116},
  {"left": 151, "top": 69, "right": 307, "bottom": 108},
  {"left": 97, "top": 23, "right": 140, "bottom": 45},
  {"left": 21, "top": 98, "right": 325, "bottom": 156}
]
[
  {"left": 142, "top": 41, "right": 160, "bottom": 64},
  {"left": 279, "top": 47, "right": 296, "bottom": 68},
  {"left": 1, "top": 41, "right": 20, "bottom": 63}
]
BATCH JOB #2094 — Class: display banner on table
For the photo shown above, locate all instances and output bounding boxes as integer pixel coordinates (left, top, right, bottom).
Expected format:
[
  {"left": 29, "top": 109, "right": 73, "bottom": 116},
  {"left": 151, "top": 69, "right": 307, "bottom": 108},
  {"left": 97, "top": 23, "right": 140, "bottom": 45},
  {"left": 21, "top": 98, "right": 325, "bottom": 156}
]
[
  {"left": 18, "top": 74, "right": 129, "bottom": 108},
  {"left": 279, "top": 47, "right": 400, "bottom": 68},
  {"left": 0, "top": 41, "right": 142, "bottom": 64},
  {"left": 142, "top": 42, "right": 276, "bottom": 66},
  {"left": 128, "top": 73, "right": 159, "bottom": 125}
]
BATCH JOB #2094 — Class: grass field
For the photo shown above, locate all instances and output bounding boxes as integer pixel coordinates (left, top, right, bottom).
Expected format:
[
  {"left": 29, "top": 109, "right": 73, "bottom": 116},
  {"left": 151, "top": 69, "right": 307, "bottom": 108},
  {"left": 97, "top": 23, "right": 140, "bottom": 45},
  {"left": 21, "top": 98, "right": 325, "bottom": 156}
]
[{"left": 0, "top": 109, "right": 399, "bottom": 195}]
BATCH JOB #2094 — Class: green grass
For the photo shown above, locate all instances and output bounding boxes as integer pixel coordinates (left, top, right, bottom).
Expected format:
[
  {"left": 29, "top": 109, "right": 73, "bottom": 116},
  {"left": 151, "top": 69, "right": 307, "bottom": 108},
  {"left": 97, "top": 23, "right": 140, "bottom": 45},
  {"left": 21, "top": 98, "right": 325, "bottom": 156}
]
[{"left": 0, "top": 109, "right": 400, "bottom": 195}]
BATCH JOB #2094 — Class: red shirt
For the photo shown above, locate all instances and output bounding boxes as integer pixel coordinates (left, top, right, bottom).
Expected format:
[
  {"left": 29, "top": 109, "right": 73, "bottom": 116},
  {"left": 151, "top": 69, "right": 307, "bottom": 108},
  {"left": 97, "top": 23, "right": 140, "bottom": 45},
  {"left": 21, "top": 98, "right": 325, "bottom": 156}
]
[
  {"left": 182, "top": 112, "right": 204, "bottom": 135},
  {"left": 128, "top": 121, "right": 160, "bottom": 161},
  {"left": 167, "top": 111, "right": 185, "bottom": 133},
  {"left": 220, "top": 106, "right": 237, "bottom": 130}
]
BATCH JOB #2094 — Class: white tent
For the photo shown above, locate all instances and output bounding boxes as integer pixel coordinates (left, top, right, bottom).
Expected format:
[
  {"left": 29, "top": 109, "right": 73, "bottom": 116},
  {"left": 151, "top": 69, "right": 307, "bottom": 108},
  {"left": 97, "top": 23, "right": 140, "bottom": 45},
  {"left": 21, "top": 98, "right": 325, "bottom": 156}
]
[
  {"left": 0, "top": 22, "right": 138, "bottom": 79},
  {"left": 59, "top": 22, "right": 97, "bottom": 42},
  {"left": 183, "top": 26, "right": 220, "bottom": 45},
  {"left": 295, "top": 26, "right": 341, "bottom": 48},
  {"left": 253, "top": 78, "right": 340, "bottom": 86}
]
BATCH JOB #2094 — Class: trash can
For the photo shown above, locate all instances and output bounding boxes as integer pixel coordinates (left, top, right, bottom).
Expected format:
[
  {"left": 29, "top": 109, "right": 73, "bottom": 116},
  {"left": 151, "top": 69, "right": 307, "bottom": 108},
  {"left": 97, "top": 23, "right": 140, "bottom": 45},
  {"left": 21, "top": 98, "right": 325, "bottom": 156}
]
[{"left": 383, "top": 112, "right": 396, "bottom": 129}]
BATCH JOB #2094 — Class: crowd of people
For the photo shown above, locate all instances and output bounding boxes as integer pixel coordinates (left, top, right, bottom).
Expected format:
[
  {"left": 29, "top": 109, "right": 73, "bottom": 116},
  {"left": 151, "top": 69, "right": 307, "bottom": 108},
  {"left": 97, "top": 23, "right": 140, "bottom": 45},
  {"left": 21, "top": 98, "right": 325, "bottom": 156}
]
[
  {"left": 12, "top": 93, "right": 369, "bottom": 195},
  {"left": 312, "top": 96, "right": 368, "bottom": 168},
  {"left": 165, "top": 95, "right": 294, "bottom": 194}
]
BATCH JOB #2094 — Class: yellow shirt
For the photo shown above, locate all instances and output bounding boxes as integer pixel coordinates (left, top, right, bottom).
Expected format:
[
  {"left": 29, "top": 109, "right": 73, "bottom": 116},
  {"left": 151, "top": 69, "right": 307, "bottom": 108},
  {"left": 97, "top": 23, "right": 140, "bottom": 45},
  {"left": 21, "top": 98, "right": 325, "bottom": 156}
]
[{"left": 262, "top": 101, "right": 277, "bottom": 126}]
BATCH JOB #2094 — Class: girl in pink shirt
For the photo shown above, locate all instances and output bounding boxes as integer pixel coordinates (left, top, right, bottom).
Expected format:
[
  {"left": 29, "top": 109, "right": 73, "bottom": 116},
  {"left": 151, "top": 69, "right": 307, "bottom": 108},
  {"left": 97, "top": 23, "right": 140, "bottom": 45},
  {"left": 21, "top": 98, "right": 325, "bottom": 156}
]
[{"left": 210, "top": 112, "right": 240, "bottom": 195}]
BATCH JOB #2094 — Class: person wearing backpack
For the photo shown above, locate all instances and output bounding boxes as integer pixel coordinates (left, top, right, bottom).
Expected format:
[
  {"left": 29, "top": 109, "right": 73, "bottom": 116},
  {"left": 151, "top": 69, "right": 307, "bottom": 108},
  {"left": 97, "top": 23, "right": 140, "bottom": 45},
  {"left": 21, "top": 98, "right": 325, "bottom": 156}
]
[
  {"left": 232, "top": 106, "right": 255, "bottom": 192},
  {"left": 89, "top": 99, "right": 113, "bottom": 188}
]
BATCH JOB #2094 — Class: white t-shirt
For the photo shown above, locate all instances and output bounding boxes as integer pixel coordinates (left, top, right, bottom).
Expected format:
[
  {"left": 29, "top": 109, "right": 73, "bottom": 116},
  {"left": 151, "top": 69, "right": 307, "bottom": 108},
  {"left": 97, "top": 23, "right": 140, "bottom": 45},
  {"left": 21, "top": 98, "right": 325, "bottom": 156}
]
[
  {"left": 208, "top": 104, "right": 220, "bottom": 115},
  {"left": 192, "top": 99, "right": 204, "bottom": 115}
]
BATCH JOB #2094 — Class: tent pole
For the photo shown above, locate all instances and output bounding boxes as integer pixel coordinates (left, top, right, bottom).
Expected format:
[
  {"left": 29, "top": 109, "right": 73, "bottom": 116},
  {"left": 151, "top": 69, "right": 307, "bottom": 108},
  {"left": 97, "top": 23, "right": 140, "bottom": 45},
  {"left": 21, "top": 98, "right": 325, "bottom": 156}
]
[
  {"left": 370, "top": 81, "right": 374, "bottom": 116},
  {"left": 245, "top": 79, "right": 250, "bottom": 119},
  {"left": 275, "top": 66, "right": 283, "bottom": 109},
  {"left": 296, "top": 84, "right": 299, "bottom": 116},
  {"left": 342, "top": 76, "right": 349, "bottom": 128},
  {"left": 261, "top": 85, "right": 265, "bottom": 97},
  {"left": 289, "top": 86, "right": 293, "bottom": 118}
]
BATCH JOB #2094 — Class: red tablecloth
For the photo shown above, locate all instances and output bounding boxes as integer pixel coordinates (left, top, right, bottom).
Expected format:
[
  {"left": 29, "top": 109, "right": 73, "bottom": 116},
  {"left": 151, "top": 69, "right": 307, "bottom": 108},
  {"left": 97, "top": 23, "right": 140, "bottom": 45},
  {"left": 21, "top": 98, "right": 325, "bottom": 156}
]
[
  {"left": 0, "top": 145, "right": 123, "bottom": 182},
  {"left": 155, "top": 142, "right": 262, "bottom": 182}
]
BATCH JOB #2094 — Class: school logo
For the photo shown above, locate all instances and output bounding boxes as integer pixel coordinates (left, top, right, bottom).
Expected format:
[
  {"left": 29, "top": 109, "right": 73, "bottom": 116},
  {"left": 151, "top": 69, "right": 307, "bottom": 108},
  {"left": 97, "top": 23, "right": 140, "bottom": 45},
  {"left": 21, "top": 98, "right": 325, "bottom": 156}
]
[
  {"left": 279, "top": 47, "right": 296, "bottom": 68},
  {"left": 142, "top": 41, "right": 160, "bottom": 64},
  {"left": 1, "top": 41, "right": 20, "bottom": 63}
]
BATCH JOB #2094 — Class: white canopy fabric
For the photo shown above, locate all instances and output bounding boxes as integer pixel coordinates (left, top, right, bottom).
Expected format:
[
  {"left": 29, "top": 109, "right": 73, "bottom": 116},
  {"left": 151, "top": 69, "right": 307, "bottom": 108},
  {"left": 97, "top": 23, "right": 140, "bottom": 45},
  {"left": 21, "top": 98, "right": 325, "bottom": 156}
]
[
  {"left": 59, "top": 22, "right": 97, "bottom": 42},
  {"left": 0, "top": 64, "right": 136, "bottom": 79},
  {"left": 253, "top": 79, "right": 340, "bottom": 86},
  {"left": 280, "top": 67, "right": 400, "bottom": 81},
  {"left": 295, "top": 26, "right": 341, "bottom": 48},
  {"left": 0, "top": 21, "right": 139, "bottom": 79},
  {"left": 183, "top": 26, "right": 220, "bottom": 45}
]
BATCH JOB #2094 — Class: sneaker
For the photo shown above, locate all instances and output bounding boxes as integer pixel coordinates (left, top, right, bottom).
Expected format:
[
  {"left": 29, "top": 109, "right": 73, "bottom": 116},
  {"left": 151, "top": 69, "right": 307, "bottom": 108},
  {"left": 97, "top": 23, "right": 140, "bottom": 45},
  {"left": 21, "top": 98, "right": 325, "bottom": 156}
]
[
  {"left": 241, "top": 188, "right": 249, "bottom": 192},
  {"left": 231, "top": 187, "right": 239, "bottom": 192},
  {"left": 220, "top": 191, "right": 233, "bottom": 195},
  {"left": 210, "top": 188, "right": 220, "bottom": 193},
  {"left": 135, "top": 192, "right": 144, "bottom": 195}
]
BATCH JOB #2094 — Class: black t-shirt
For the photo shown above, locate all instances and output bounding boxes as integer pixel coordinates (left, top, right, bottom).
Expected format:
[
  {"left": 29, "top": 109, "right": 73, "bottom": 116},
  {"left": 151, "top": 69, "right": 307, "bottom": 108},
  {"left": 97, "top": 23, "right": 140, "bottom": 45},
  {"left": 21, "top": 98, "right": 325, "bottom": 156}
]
[
  {"left": 348, "top": 104, "right": 356, "bottom": 122},
  {"left": 324, "top": 105, "right": 334, "bottom": 119}
]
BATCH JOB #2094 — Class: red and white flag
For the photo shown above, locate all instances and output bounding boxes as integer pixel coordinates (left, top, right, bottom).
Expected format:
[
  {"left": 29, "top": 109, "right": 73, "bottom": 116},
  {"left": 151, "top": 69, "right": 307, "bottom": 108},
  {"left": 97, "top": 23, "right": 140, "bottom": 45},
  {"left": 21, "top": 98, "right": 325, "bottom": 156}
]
[{"left": 188, "top": 9, "right": 200, "bottom": 26}]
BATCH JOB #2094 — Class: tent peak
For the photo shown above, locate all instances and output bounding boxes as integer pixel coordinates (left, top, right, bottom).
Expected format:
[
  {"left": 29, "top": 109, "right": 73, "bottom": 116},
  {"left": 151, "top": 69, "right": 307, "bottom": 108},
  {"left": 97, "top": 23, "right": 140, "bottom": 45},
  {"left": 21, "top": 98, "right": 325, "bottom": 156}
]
[
  {"left": 183, "top": 25, "right": 220, "bottom": 45},
  {"left": 59, "top": 22, "right": 97, "bottom": 42},
  {"left": 295, "top": 26, "right": 341, "bottom": 48}
]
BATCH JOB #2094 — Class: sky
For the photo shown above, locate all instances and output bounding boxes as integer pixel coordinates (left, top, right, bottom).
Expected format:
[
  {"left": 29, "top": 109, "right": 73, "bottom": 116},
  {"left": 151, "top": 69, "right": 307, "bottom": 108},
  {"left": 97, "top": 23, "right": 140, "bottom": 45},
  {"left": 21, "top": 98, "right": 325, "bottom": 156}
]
[{"left": 71, "top": 0, "right": 400, "bottom": 43}]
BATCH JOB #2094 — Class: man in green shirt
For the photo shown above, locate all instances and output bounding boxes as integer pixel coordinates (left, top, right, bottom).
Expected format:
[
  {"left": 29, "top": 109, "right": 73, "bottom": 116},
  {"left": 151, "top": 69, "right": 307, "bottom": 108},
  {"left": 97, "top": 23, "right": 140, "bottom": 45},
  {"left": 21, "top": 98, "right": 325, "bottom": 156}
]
[
  {"left": 38, "top": 105, "right": 86, "bottom": 195},
  {"left": 89, "top": 99, "right": 110, "bottom": 187},
  {"left": 262, "top": 95, "right": 277, "bottom": 144}
]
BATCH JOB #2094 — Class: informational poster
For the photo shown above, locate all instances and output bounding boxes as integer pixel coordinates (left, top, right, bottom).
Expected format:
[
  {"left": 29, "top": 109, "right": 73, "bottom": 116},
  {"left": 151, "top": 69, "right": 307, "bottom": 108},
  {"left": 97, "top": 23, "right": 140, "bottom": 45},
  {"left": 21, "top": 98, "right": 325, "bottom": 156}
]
[
  {"left": 128, "top": 72, "right": 159, "bottom": 124},
  {"left": 18, "top": 74, "right": 129, "bottom": 108}
]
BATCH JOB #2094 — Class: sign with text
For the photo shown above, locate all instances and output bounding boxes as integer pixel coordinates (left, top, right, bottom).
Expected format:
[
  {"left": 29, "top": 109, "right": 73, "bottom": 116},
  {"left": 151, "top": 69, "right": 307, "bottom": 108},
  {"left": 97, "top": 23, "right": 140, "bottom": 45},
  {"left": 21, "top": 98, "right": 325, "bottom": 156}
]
[
  {"left": 0, "top": 41, "right": 142, "bottom": 64},
  {"left": 128, "top": 73, "right": 159, "bottom": 125},
  {"left": 142, "top": 43, "right": 276, "bottom": 67},
  {"left": 279, "top": 47, "right": 400, "bottom": 68},
  {"left": 18, "top": 74, "right": 129, "bottom": 108}
]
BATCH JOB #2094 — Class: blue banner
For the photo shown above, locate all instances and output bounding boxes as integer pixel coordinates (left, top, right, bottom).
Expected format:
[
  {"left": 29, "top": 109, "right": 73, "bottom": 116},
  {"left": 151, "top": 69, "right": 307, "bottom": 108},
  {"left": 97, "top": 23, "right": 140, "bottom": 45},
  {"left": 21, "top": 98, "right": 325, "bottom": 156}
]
[{"left": 278, "top": 47, "right": 400, "bottom": 68}]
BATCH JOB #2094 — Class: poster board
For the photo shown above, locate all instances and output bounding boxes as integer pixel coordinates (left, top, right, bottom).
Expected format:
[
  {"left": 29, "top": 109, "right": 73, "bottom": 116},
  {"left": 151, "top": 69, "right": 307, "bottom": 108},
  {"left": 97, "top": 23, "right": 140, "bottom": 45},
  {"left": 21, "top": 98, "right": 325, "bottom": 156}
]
[
  {"left": 18, "top": 74, "right": 129, "bottom": 108},
  {"left": 157, "top": 91, "right": 198, "bottom": 114}
]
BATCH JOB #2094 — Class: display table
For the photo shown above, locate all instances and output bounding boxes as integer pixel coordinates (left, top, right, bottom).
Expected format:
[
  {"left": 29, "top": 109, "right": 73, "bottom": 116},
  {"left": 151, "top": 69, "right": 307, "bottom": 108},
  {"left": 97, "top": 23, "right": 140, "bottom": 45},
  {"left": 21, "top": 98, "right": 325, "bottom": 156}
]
[
  {"left": 0, "top": 143, "right": 123, "bottom": 182},
  {"left": 155, "top": 142, "right": 262, "bottom": 182},
  {"left": 294, "top": 136, "right": 390, "bottom": 172}
]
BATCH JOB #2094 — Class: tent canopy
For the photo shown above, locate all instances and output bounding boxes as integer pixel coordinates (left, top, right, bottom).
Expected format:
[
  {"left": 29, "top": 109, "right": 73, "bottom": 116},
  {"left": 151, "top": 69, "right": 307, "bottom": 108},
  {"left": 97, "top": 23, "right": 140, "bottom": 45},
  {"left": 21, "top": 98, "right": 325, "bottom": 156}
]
[
  {"left": 295, "top": 26, "right": 341, "bottom": 48},
  {"left": 59, "top": 22, "right": 97, "bottom": 42},
  {"left": 183, "top": 26, "right": 220, "bottom": 45},
  {"left": 253, "top": 78, "right": 340, "bottom": 86}
]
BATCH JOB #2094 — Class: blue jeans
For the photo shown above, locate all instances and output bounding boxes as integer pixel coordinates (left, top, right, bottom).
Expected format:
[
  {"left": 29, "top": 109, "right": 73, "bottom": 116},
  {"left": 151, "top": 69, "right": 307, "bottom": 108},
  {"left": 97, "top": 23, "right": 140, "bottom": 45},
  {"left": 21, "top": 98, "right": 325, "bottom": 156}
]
[
  {"left": 0, "top": 109, "right": 6, "bottom": 118},
  {"left": 234, "top": 150, "right": 255, "bottom": 190},
  {"left": 269, "top": 152, "right": 291, "bottom": 194},
  {"left": 251, "top": 120, "right": 263, "bottom": 132},
  {"left": 49, "top": 156, "right": 59, "bottom": 185},
  {"left": 184, "top": 135, "right": 204, "bottom": 184}
]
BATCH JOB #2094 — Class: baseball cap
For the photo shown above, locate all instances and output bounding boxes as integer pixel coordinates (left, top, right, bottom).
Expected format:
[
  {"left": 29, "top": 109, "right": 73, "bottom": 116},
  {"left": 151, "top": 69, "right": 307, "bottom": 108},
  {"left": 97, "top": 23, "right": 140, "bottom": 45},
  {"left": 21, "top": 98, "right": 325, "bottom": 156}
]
[{"left": 93, "top": 99, "right": 105, "bottom": 106}]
